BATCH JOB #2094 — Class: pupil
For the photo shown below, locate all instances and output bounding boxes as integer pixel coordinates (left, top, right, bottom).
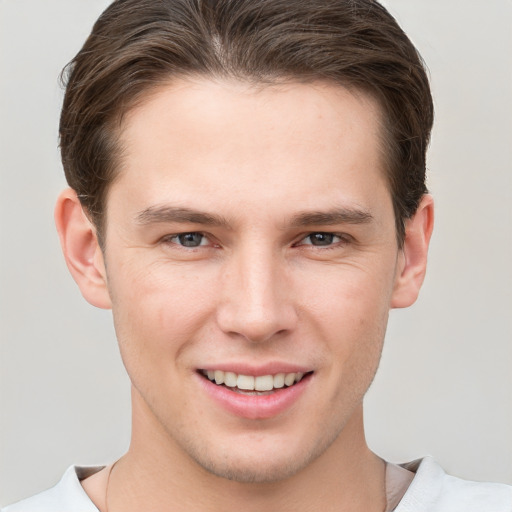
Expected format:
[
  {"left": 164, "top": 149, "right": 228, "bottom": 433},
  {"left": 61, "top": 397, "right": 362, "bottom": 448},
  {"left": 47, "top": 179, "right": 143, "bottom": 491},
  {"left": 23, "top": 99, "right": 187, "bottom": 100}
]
[
  {"left": 311, "top": 233, "right": 334, "bottom": 246},
  {"left": 179, "top": 233, "right": 202, "bottom": 247}
]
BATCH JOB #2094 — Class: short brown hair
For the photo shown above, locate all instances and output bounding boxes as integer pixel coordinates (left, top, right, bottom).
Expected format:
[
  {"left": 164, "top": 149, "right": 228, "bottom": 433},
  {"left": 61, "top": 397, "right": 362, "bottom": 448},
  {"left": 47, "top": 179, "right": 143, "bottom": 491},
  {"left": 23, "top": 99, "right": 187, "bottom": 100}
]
[{"left": 60, "top": 0, "right": 433, "bottom": 246}]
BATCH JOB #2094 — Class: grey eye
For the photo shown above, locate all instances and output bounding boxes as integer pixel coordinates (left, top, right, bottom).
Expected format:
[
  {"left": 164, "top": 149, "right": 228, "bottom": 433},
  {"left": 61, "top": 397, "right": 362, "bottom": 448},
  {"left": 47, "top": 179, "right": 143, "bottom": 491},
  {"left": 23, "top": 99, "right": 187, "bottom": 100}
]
[
  {"left": 307, "top": 233, "right": 336, "bottom": 246},
  {"left": 176, "top": 232, "right": 205, "bottom": 247}
]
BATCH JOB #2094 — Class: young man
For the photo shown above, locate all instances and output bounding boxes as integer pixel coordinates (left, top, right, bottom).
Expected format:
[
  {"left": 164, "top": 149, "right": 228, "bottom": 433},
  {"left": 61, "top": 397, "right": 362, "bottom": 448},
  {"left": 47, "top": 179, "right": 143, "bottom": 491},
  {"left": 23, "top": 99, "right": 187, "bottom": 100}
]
[{"left": 3, "top": 0, "right": 510, "bottom": 511}]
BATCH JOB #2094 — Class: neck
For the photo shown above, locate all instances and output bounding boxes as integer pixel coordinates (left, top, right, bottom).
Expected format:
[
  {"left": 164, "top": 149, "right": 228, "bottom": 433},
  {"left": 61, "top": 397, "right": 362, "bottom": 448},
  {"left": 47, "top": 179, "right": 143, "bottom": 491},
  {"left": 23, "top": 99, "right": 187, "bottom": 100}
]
[{"left": 105, "top": 388, "right": 386, "bottom": 512}]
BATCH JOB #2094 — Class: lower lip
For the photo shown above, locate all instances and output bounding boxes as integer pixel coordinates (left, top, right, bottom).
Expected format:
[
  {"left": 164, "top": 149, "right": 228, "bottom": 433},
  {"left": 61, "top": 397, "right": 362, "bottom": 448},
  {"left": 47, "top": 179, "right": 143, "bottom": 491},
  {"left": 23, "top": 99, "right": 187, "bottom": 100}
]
[{"left": 197, "top": 373, "right": 312, "bottom": 420}]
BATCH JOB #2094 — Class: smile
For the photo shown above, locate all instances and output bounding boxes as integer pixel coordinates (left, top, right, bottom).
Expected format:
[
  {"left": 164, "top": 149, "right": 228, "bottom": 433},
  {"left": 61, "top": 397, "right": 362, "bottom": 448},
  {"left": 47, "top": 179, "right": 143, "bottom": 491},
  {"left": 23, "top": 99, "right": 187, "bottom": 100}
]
[
  {"left": 200, "top": 370, "right": 307, "bottom": 394},
  {"left": 197, "top": 368, "right": 313, "bottom": 419}
]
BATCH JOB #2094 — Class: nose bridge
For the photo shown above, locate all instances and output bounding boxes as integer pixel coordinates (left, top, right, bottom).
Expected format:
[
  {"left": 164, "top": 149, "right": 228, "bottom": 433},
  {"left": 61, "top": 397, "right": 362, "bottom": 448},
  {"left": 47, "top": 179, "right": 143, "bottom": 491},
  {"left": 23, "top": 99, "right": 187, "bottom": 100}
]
[{"left": 217, "top": 240, "right": 295, "bottom": 342}]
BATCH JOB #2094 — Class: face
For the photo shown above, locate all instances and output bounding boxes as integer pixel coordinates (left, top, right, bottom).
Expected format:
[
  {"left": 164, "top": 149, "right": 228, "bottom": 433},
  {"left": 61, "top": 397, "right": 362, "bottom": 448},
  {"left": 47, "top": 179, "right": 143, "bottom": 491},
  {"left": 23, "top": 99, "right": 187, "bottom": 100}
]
[{"left": 100, "top": 78, "right": 404, "bottom": 482}]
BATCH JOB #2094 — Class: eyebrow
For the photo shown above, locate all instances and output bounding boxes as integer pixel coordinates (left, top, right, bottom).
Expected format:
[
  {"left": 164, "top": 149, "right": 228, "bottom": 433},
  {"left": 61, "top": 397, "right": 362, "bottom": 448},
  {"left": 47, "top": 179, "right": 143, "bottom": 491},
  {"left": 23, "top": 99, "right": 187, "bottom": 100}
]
[
  {"left": 135, "top": 204, "right": 373, "bottom": 229},
  {"left": 135, "top": 206, "right": 231, "bottom": 228},
  {"left": 289, "top": 207, "right": 374, "bottom": 227}
]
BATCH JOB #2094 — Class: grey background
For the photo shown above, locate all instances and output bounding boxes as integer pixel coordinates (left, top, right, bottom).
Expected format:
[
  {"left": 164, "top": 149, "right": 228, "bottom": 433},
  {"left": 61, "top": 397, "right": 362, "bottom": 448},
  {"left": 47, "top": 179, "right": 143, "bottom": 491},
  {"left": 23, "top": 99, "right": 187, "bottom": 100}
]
[{"left": 1, "top": 0, "right": 511, "bottom": 506}]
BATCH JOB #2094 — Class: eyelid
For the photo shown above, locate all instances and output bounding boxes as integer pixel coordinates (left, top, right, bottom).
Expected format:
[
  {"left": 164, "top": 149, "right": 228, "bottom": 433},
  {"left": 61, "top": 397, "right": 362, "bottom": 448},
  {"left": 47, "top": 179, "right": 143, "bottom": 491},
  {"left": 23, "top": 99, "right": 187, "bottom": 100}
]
[
  {"left": 158, "top": 230, "right": 351, "bottom": 249},
  {"left": 160, "top": 231, "right": 212, "bottom": 247},
  {"left": 295, "top": 231, "right": 352, "bottom": 247}
]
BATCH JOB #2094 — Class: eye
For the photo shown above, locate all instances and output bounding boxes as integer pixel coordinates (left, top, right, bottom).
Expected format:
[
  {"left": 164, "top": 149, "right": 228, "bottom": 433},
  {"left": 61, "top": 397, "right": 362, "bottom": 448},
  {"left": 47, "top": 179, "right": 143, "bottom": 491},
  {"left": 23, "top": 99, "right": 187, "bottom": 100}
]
[
  {"left": 165, "top": 232, "right": 209, "bottom": 248},
  {"left": 299, "top": 232, "right": 346, "bottom": 247}
]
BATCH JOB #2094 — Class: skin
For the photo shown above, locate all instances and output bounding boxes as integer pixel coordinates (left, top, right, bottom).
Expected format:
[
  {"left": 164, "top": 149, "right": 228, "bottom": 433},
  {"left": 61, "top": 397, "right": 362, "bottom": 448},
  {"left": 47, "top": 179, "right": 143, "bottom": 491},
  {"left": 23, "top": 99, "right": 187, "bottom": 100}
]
[{"left": 56, "top": 78, "right": 433, "bottom": 512}]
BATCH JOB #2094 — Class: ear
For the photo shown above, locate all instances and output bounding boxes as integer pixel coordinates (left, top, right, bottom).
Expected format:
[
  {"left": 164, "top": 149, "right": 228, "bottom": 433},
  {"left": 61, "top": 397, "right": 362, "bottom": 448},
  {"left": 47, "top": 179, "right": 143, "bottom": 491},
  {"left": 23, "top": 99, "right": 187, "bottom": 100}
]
[
  {"left": 391, "top": 194, "right": 434, "bottom": 309},
  {"left": 55, "top": 188, "right": 112, "bottom": 309}
]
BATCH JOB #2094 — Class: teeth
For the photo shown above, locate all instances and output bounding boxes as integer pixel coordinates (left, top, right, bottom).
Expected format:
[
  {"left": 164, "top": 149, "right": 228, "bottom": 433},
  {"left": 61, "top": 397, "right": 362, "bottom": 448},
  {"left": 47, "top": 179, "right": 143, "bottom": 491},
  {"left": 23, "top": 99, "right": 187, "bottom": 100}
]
[
  {"left": 203, "top": 370, "right": 307, "bottom": 391},
  {"left": 255, "top": 375, "right": 273, "bottom": 391},
  {"left": 237, "top": 374, "right": 255, "bottom": 390},
  {"left": 273, "top": 373, "right": 285, "bottom": 389},
  {"left": 224, "top": 372, "right": 237, "bottom": 387},
  {"left": 284, "top": 373, "right": 296, "bottom": 386}
]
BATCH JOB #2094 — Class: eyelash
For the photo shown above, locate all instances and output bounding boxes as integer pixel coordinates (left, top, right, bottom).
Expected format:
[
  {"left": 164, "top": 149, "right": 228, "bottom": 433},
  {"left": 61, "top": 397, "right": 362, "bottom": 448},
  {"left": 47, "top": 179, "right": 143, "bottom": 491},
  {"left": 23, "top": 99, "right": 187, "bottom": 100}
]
[
  {"left": 294, "top": 232, "right": 350, "bottom": 248},
  {"left": 160, "top": 231, "right": 351, "bottom": 250},
  {"left": 161, "top": 232, "right": 212, "bottom": 248}
]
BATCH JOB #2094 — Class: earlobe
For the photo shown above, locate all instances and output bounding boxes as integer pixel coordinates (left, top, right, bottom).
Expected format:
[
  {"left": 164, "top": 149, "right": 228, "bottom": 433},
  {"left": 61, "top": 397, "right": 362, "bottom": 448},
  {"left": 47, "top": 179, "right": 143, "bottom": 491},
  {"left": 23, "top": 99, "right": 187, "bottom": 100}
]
[
  {"left": 54, "top": 188, "right": 112, "bottom": 309},
  {"left": 391, "top": 194, "right": 434, "bottom": 309}
]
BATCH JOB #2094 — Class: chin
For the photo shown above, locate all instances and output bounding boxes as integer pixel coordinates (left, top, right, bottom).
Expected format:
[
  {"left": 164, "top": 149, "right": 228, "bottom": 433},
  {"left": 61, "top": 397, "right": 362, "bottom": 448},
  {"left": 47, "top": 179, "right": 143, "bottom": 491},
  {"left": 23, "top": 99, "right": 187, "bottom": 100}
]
[
  {"left": 182, "top": 425, "right": 343, "bottom": 484},
  {"left": 191, "top": 450, "right": 311, "bottom": 484}
]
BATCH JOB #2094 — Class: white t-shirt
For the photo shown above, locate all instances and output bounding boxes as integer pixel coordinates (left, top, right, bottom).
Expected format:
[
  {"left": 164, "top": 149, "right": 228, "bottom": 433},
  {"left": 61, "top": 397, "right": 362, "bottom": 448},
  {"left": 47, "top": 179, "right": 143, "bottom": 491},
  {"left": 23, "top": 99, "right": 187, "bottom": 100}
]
[{"left": 2, "top": 457, "right": 511, "bottom": 512}]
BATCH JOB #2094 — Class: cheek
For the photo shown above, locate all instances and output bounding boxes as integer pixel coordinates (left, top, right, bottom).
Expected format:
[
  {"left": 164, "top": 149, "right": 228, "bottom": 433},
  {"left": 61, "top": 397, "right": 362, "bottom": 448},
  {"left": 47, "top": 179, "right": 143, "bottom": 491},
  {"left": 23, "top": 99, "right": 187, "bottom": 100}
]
[
  {"left": 323, "top": 293, "right": 388, "bottom": 412},
  {"left": 299, "top": 263, "right": 391, "bottom": 379},
  {"left": 107, "top": 260, "right": 217, "bottom": 370},
  {"left": 300, "top": 260, "right": 393, "bottom": 326}
]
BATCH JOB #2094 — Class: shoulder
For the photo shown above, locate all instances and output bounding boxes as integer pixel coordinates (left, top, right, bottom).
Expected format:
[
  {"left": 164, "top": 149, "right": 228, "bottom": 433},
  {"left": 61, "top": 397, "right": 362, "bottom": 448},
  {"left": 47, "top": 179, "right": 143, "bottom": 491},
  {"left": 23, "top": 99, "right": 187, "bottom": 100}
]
[
  {"left": 1, "top": 466, "right": 102, "bottom": 512},
  {"left": 396, "top": 456, "right": 512, "bottom": 512}
]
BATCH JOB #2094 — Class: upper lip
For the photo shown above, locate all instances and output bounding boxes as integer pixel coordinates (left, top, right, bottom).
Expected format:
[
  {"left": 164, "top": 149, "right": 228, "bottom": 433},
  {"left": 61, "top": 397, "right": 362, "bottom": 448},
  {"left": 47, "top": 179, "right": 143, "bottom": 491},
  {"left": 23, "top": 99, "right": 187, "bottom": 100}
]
[{"left": 197, "top": 362, "right": 313, "bottom": 376}]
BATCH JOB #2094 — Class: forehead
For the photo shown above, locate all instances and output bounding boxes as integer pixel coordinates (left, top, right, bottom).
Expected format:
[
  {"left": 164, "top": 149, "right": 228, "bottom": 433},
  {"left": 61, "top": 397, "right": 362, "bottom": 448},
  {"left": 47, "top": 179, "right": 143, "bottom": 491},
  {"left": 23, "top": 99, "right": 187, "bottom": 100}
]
[{"left": 110, "top": 78, "right": 390, "bottom": 224}]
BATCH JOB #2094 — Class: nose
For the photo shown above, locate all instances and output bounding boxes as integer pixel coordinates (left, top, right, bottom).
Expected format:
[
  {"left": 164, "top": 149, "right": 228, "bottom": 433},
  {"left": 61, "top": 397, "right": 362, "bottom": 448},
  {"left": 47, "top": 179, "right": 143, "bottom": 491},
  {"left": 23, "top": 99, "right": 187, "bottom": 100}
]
[{"left": 216, "top": 244, "right": 297, "bottom": 343}]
